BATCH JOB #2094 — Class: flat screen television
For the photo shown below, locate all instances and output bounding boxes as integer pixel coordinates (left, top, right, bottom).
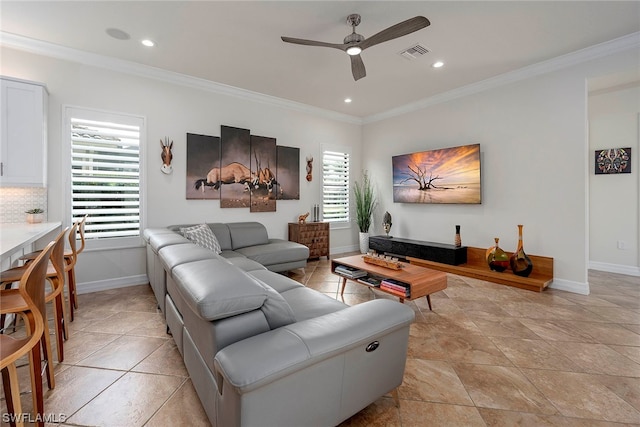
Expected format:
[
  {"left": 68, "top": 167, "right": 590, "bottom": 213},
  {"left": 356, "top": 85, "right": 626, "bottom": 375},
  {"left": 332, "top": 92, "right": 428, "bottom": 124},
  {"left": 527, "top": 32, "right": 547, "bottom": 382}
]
[{"left": 392, "top": 143, "right": 481, "bottom": 204}]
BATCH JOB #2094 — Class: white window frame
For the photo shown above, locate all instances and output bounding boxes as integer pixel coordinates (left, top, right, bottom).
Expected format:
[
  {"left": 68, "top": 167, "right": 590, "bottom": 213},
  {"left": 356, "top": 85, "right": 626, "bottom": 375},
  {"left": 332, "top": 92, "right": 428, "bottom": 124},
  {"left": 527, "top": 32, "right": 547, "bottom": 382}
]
[
  {"left": 63, "top": 106, "right": 146, "bottom": 250},
  {"left": 322, "top": 144, "right": 351, "bottom": 230}
]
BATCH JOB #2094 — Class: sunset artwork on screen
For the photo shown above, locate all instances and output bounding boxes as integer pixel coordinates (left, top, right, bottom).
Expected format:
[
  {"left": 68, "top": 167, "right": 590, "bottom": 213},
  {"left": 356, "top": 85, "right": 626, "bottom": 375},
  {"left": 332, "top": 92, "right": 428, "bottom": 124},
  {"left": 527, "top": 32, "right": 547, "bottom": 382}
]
[{"left": 392, "top": 143, "right": 481, "bottom": 204}]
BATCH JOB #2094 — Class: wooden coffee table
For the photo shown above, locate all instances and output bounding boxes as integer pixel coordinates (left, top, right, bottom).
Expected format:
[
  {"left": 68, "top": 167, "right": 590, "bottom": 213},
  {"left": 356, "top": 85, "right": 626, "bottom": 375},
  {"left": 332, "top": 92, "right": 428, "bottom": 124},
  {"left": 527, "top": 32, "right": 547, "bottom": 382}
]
[{"left": 331, "top": 254, "right": 447, "bottom": 310}]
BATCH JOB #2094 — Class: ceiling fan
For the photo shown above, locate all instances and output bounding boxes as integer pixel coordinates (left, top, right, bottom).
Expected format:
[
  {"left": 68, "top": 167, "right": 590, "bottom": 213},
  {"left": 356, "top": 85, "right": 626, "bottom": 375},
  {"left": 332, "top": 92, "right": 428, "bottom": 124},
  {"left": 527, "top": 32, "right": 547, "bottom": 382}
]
[{"left": 281, "top": 14, "right": 430, "bottom": 81}]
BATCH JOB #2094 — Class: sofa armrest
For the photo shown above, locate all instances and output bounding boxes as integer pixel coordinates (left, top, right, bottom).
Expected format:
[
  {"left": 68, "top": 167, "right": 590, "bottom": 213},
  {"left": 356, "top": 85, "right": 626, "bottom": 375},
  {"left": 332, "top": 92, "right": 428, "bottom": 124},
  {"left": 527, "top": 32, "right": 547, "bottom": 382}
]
[{"left": 213, "top": 299, "right": 414, "bottom": 394}]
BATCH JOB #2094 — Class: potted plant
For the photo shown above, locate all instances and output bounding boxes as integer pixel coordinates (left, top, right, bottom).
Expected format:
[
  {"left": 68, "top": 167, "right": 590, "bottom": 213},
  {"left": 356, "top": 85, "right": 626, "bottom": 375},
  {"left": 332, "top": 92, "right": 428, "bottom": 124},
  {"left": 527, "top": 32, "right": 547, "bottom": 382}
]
[
  {"left": 353, "top": 170, "right": 377, "bottom": 253},
  {"left": 25, "top": 208, "right": 44, "bottom": 224}
]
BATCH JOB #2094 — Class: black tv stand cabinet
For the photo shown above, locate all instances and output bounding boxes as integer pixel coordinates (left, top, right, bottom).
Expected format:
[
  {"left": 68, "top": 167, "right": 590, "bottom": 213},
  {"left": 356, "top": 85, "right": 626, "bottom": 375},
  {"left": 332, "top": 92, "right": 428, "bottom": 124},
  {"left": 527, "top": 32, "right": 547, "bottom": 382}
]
[{"left": 369, "top": 236, "right": 467, "bottom": 266}]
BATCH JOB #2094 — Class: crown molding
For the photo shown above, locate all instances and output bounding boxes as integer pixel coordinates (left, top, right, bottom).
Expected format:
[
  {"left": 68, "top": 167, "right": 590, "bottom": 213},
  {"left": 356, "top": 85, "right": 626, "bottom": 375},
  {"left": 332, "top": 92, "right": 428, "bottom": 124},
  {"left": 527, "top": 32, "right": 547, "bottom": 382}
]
[
  {"left": 0, "top": 31, "right": 363, "bottom": 125},
  {"left": 363, "top": 31, "right": 640, "bottom": 124},
  {"left": 3, "top": 30, "right": 638, "bottom": 127}
]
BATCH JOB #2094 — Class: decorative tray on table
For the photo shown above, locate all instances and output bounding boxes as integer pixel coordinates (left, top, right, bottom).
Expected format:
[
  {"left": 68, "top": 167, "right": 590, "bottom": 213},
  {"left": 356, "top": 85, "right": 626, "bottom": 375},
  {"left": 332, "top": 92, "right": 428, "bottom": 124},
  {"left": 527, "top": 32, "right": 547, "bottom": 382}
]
[{"left": 362, "top": 252, "right": 403, "bottom": 270}]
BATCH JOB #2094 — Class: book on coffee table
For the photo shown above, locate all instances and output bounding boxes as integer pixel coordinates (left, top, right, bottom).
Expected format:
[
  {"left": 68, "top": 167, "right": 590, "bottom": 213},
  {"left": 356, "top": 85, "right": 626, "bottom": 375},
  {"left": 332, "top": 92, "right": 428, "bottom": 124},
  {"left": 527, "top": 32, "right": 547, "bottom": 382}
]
[
  {"left": 357, "top": 276, "right": 382, "bottom": 287},
  {"left": 335, "top": 265, "right": 367, "bottom": 279},
  {"left": 380, "top": 279, "right": 410, "bottom": 297}
]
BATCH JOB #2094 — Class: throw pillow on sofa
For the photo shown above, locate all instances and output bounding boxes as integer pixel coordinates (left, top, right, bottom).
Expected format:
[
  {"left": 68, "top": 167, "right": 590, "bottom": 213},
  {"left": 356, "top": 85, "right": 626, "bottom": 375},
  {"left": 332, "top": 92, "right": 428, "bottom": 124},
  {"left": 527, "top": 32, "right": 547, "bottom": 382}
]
[
  {"left": 179, "top": 224, "right": 203, "bottom": 236},
  {"left": 182, "top": 224, "right": 222, "bottom": 254},
  {"left": 179, "top": 224, "right": 201, "bottom": 237}
]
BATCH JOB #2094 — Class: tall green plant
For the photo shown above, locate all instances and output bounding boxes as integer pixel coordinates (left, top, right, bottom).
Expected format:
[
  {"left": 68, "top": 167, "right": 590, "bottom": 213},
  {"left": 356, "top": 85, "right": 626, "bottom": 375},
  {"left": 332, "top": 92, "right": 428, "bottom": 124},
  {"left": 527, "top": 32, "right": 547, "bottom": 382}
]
[{"left": 354, "top": 170, "right": 377, "bottom": 233}]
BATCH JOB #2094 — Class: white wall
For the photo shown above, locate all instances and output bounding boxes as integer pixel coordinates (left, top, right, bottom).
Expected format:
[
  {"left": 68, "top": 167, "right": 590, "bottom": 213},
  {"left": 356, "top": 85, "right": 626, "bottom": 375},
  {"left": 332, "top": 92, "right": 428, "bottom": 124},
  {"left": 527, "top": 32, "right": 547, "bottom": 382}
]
[
  {"left": 0, "top": 46, "right": 362, "bottom": 292},
  {"left": 3, "top": 39, "right": 637, "bottom": 294},
  {"left": 589, "top": 85, "right": 640, "bottom": 275},
  {"left": 362, "top": 49, "right": 639, "bottom": 294}
]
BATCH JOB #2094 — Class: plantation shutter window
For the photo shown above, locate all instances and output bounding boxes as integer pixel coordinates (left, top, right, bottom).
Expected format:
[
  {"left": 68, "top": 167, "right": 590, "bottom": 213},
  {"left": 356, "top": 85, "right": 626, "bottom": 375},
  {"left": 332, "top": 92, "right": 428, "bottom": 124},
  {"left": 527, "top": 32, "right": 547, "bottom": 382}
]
[
  {"left": 322, "top": 149, "right": 350, "bottom": 223},
  {"left": 70, "top": 116, "right": 141, "bottom": 240}
]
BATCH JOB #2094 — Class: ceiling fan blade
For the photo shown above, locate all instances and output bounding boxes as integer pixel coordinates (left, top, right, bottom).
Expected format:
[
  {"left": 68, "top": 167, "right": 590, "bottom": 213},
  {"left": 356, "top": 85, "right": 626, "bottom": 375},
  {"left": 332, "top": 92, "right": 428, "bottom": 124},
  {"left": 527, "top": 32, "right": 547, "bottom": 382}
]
[
  {"left": 350, "top": 54, "right": 366, "bottom": 81},
  {"left": 281, "top": 36, "right": 346, "bottom": 51},
  {"left": 359, "top": 16, "right": 430, "bottom": 51}
]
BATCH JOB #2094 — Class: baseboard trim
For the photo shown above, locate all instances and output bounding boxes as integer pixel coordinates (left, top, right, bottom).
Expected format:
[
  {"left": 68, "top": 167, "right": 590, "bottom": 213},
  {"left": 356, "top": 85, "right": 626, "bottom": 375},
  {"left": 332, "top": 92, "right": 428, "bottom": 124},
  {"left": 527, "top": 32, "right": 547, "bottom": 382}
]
[
  {"left": 589, "top": 261, "right": 640, "bottom": 277},
  {"left": 548, "top": 279, "right": 590, "bottom": 295},
  {"left": 77, "top": 274, "right": 149, "bottom": 294},
  {"left": 331, "top": 245, "right": 359, "bottom": 255}
]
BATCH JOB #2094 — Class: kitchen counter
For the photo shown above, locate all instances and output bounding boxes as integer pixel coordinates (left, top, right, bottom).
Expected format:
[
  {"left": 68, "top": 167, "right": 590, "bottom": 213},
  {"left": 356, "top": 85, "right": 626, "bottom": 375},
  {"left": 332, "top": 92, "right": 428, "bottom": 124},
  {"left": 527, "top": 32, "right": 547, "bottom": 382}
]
[{"left": 0, "top": 221, "right": 62, "bottom": 260}]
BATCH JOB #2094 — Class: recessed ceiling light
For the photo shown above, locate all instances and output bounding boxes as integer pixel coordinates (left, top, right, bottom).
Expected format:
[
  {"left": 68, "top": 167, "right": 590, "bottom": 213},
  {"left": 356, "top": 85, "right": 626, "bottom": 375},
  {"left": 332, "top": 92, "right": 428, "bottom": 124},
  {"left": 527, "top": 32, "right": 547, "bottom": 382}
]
[
  {"left": 344, "top": 98, "right": 352, "bottom": 103},
  {"left": 141, "top": 39, "right": 155, "bottom": 47},
  {"left": 432, "top": 61, "right": 444, "bottom": 68},
  {"left": 105, "top": 28, "right": 130, "bottom": 40}
]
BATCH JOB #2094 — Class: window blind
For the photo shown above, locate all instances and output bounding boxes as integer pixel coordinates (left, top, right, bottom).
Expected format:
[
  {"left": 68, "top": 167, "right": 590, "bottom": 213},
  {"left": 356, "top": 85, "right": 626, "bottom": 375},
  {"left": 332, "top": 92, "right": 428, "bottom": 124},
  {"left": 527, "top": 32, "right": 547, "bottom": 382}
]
[
  {"left": 70, "top": 118, "right": 140, "bottom": 239},
  {"left": 322, "top": 149, "right": 350, "bottom": 223}
]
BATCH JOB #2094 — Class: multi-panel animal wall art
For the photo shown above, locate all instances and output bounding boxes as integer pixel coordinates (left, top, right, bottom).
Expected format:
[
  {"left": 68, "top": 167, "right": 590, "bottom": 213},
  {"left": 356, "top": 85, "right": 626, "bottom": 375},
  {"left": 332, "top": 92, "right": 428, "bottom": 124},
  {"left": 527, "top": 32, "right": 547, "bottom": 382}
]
[
  {"left": 250, "top": 135, "right": 277, "bottom": 212},
  {"left": 277, "top": 146, "right": 300, "bottom": 200},
  {"left": 220, "top": 126, "right": 252, "bottom": 208},
  {"left": 185, "top": 126, "right": 300, "bottom": 210},
  {"left": 187, "top": 133, "right": 221, "bottom": 200}
]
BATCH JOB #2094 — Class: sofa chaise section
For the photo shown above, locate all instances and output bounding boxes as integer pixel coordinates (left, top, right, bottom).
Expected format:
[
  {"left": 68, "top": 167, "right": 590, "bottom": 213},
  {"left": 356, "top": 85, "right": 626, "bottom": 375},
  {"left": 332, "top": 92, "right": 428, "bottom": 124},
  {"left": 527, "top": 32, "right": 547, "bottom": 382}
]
[
  {"left": 168, "top": 256, "right": 415, "bottom": 427},
  {"left": 213, "top": 299, "right": 414, "bottom": 427},
  {"left": 145, "top": 222, "right": 309, "bottom": 317},
  {"left": 167, "top": 222, "right": 309, "bottom": 272}
]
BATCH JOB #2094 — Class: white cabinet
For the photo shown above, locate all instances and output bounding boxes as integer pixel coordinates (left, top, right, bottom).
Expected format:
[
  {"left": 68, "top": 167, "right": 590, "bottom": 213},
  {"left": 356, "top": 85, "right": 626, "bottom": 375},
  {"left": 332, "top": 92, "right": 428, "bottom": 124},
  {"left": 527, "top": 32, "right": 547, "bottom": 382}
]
[{"left": 1, "top": 77, "right": 48, "bottom": 187}]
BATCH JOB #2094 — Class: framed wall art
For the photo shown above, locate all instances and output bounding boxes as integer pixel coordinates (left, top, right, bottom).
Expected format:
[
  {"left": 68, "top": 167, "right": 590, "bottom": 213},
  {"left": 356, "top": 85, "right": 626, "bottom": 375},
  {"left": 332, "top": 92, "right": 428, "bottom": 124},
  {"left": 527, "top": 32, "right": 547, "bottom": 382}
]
[
  {"left": 185, "top": 126, "right": 301, "bottom": 211},
  {"left": 187, "top": 133, "right": 220, "bottom": 200},
  {"left": 595, "top": 147, "right": 631, "bottom": 174},
  {"left": 220, "top": 125, "right": 252, "bottom": 208},
  {"left": 250, "top": 135, "right": 277, "bottom": 212},
  {"left": 276, "top": 146, "right": 300, "bottom": 200},
  {"left": 392, "top": 143, "right": 481, "bottom": 204}
]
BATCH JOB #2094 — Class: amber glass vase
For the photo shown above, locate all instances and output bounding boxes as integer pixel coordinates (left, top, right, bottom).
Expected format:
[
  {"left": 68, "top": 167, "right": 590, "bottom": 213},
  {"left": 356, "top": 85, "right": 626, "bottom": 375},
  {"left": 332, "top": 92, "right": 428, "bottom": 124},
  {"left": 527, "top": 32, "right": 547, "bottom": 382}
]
[
  {"left": 486, "top": 238, "right": 509, "bottom": 272},
  {"left": 509, "top": 224, "right": 533, "bottom": 277}
]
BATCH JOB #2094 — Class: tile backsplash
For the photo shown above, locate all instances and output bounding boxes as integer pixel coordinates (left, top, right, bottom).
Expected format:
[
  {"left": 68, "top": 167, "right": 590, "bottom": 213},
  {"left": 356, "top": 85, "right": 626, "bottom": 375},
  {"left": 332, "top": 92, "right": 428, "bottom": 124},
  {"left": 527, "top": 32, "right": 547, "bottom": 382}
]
[{"left": 0, "top": 187, "right": 48, "bottom": 223}]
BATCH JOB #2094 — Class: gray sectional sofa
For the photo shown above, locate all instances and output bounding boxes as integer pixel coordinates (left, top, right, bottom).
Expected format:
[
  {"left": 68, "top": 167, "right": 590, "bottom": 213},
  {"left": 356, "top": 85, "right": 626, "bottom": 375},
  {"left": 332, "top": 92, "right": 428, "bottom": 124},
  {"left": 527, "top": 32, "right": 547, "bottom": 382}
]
[
  {"left": 145, "top": 222, "right": 309, "bottom": 315},
  {"left": 143, "top": 222, "right": 415, "bottom": 427}
]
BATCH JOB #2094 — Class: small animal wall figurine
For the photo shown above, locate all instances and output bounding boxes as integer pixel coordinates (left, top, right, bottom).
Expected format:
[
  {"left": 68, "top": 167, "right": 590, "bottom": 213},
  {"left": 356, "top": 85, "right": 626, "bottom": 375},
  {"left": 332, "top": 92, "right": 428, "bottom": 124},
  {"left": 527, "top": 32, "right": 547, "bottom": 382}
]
[
  {"left": 298, "top": 212, "right": 310, "bottom": 224},
  {"left": 160, "top": 137, "right": 174, "bottom": 175},
  {"left": 306, "top": 156, "right": 313, "bottom": 182}
]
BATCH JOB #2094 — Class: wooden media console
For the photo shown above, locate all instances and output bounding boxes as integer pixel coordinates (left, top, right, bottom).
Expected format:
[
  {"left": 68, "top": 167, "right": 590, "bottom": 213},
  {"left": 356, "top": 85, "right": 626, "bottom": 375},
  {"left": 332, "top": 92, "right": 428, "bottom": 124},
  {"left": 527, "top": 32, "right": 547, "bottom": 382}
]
[{"left": 369, "top": 236, "right": 553, "bottom": 292}]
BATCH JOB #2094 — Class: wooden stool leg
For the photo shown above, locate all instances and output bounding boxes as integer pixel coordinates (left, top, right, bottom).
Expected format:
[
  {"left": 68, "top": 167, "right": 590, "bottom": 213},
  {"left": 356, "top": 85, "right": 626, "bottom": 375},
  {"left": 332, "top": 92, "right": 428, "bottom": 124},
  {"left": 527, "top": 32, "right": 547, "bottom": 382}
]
[
  {"left": 70, "top": 267, "right": 78, "bottom": 309},
  {"left": 57, "top": 291, "right": 69, "bottom": 340},
  {"left": 28, "top": 339, "right": 44, "bottom": 426},
  {"left": 53, "top": 294, "right": 65, "bottom": 361},
  {"left": 426, "top": 294, "right": 433, "bottom": 311},
  {"left": 2, "top": 365, "right": 24, "bottom": 427},
  {"left": 40, "top": 326, "right": 55, "bottom": 390},
  {"left": 29, "top": 310, "right": 55, "bottom": 391},
  {"left": 66, "top": 269, "right": 76, "bottom": 321}
]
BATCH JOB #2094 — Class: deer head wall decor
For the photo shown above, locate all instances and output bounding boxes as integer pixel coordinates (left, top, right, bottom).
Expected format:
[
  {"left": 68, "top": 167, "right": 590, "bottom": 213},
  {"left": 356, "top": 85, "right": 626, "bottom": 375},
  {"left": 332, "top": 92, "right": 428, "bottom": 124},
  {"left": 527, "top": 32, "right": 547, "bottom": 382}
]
[{"left": 160, "top": 137, "right": 173, "bottom": 174}]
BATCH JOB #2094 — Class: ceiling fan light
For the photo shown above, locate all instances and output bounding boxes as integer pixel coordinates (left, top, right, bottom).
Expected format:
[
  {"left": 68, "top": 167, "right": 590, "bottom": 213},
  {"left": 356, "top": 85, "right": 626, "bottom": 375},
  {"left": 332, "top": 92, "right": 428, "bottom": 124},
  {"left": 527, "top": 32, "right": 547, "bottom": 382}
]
[{"left": 346, "top": 46, "right": 362, "bottom": 56}]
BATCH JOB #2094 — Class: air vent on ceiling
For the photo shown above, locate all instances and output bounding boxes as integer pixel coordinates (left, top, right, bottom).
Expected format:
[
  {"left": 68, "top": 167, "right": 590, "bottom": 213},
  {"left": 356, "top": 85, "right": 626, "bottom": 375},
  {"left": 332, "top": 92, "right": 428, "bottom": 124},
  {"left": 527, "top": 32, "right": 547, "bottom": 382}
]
[{"left": 399, "top": 44, "right": 429, "bottom": 60}]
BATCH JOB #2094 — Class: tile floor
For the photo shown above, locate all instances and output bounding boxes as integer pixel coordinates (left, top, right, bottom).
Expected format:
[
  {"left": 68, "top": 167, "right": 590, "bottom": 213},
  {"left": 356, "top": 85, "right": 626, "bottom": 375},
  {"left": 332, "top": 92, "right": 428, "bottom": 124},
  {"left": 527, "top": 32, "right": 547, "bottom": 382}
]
[{"left": 1, "top": 257, "right": 640, "bottom": 426}]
